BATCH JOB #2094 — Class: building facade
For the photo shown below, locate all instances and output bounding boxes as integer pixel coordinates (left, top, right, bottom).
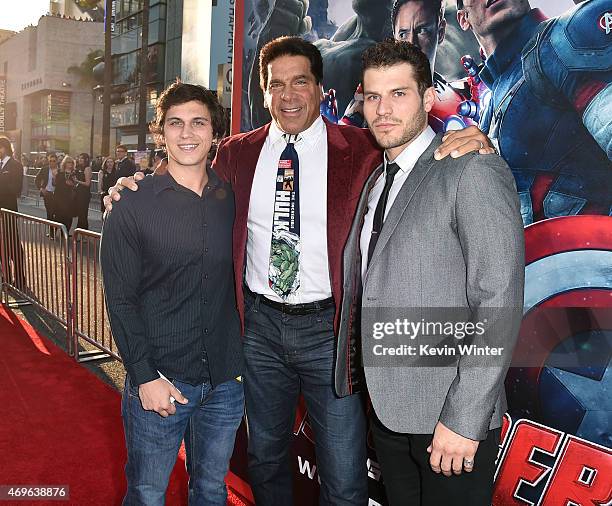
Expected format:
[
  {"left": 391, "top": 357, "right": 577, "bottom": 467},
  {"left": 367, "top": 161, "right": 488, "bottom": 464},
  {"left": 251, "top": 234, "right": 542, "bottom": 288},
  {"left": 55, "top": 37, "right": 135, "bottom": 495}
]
[
  {"left": 0, "top": 14, "right": 104, "bottom": 156},
  {"left": 109, "top": 0, "right": 235, "bottom": 148}
]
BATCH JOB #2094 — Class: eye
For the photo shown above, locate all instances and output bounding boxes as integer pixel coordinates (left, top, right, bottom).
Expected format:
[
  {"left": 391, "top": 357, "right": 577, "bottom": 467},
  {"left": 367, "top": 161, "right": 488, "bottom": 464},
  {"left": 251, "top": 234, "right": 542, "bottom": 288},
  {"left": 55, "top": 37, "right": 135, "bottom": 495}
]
[
  {"left": 416, "top": 26, "right": 433, "bottom": 36},
  {"left": 269, "top": 82, "right": 282, "bottom": 90},
  {"left": 393, "top": 91, "right": 405, "bottom": 97},
  {"left": 193, "top": 119, "right": 208, "bottom": 127},
  {"left": 365, "top": 94, "right": 379, "bottom": 101},
  {"left": 295, "top": 79, "right": 307, "bottom": 86},
  {"left": 397, "top": 30, "right": 407, "bottom": 40}
]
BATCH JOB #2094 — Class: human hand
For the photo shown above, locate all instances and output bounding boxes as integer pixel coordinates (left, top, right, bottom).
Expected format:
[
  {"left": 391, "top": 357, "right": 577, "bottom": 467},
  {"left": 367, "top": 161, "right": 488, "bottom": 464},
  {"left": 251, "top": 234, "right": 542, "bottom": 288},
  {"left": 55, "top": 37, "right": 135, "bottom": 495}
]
[
  {"left": 434, "top": 125, "right": 496, "bottom": 160},
  {"left": 138, "top": 378, "right": 188, "bottom": 417},
  {"left": 427, "top": 421, "right": 479, "bottom": 476},
  {"left": 262, "top": 0, "right": 312, "bottom": 37},
  {"left": 103, "top": 172, "right": 145, "bottom": 212}
]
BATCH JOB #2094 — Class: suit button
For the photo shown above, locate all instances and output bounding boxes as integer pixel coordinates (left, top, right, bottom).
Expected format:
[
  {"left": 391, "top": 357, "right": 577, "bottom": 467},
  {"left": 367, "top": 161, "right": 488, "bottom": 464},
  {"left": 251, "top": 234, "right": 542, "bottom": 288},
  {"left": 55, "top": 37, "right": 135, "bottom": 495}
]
[{"left": 204, "top": 328, "right": 209, "bottom": 334}]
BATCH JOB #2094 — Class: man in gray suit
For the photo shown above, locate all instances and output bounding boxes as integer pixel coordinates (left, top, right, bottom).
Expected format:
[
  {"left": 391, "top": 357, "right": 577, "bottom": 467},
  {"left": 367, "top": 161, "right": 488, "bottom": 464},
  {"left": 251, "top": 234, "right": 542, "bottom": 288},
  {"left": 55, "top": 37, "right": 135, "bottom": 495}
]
[{"left": 335, "top": 40, "right": 524, "bottom": 505}]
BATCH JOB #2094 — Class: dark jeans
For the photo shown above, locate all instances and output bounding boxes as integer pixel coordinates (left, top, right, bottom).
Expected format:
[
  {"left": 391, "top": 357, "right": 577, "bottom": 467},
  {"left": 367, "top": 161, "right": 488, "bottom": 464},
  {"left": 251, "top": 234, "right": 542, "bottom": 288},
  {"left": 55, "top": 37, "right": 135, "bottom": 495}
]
[
  {"left": 122, "top": 376, "right": 244, "bottom": 506},
  {"left": 42, "top": 192, "right": 56, "bottom": 237},
  {"left": 243, "top": 291, "right": 368, "bottom": 506},
  {"left": 371, "top": 414, "right": 501, "bottom": 506}
]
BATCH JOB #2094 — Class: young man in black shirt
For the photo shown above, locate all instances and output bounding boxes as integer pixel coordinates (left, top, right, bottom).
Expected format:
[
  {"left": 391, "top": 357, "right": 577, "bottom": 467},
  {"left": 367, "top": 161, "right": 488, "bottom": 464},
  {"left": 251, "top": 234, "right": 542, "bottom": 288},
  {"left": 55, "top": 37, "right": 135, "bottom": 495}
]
[{"left": 101, "top": 83, "right": 244, "bottom": 506}]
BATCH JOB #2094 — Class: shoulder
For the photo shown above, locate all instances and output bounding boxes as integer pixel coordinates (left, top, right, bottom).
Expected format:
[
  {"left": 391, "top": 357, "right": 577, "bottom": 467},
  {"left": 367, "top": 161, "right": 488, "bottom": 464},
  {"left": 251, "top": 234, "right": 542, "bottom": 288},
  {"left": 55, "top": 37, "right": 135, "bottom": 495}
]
[
  {"left": 327, "top": 121, "right": 379, "bottom": 149},
  {"left": 219, "top": 124, "right": 268, "bottom": 150},
  {"left": 542, "top": 1, "right": 612, "bottom": 71},
  {"left": 111, "top": 175, "right": 155, "bottom": 214}
]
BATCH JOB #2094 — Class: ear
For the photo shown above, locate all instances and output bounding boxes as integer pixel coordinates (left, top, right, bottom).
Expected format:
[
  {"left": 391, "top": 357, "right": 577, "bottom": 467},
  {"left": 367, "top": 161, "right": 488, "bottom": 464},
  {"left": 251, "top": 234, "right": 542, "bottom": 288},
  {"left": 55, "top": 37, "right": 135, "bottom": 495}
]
[
  {"left": 422, "top": 86, "right": 436, "bottom": 113},
  {"left": 437, "top": 18, "right": 447, "bottom": 45},
  {"left": 263, "top": 92, "right": 270, "bottom": 110},
  {"left": 457, "top": 9, "right": 471, "bottom": 32}
]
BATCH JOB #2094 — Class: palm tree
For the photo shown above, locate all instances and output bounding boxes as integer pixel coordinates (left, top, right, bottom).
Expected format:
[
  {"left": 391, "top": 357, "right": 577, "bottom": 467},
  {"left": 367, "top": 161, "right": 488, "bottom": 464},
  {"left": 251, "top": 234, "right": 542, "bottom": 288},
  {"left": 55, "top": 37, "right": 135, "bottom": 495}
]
[
  {"left": 67, "top": 49, "right": 104, "bottom": 88},
  {"left": 68, "top": 49, "right": 104, "bottom": 155}
]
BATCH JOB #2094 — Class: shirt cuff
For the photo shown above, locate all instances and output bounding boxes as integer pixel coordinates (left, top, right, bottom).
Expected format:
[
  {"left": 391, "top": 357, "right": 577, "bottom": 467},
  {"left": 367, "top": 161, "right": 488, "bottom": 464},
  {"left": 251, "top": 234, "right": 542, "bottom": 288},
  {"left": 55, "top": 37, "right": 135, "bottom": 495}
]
[{"left": 126, "top": 358, "right": 159, "bottom": 386}]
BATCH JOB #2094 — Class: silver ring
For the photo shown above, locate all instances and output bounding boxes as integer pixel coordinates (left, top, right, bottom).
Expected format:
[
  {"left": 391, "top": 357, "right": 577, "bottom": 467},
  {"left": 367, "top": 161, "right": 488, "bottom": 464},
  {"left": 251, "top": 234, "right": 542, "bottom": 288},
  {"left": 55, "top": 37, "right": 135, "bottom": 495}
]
[
  {"left": 478, "top": 140, "right": 484, "bottom": 150},
  {"left": 463, "top": 458, "right": 474, "bottom": 467}
]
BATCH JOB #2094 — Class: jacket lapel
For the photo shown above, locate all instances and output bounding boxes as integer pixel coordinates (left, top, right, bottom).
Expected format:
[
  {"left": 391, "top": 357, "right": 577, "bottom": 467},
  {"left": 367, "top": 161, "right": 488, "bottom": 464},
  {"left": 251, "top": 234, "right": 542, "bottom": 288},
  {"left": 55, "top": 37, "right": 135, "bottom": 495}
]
[
  {"left": 325, "top": 120, "right": 353, "bottom": 268},
  {"left": 366, "top": 134, "right": 442, "bottom": 271}
]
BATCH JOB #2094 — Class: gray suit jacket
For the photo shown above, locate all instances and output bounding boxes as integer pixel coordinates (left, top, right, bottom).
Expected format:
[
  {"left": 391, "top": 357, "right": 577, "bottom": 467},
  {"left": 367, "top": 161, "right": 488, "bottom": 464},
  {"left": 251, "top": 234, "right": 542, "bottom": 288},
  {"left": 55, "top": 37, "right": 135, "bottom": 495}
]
[{"left": 335, "top": 133, "right": 524, "bottom": 440}]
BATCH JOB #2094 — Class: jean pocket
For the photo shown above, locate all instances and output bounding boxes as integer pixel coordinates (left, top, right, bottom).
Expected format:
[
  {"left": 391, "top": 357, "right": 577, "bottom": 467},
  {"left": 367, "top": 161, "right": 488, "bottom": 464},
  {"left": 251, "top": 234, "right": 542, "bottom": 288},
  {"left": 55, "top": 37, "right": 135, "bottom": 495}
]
[
  {"left": 126, "top": 376, "right": 141, "bottom": 399},
  {"left": 313, "top": 308, "right": 335, "bottom": 332}
]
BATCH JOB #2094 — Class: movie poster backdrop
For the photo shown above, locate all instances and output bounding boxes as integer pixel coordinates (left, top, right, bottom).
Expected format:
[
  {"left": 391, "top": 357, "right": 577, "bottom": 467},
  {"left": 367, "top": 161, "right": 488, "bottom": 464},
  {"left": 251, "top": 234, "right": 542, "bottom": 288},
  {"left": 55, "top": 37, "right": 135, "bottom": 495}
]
[{"left": 227, "top": 1, "right": 612, "bottom": 504}]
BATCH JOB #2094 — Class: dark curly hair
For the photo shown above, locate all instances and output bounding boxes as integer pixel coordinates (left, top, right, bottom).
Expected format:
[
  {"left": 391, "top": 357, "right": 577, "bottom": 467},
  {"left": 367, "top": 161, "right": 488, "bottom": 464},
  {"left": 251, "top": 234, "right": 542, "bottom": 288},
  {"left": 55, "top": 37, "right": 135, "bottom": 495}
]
[{"left": 149, "top": 81, "right": 226, "bottom": 142}]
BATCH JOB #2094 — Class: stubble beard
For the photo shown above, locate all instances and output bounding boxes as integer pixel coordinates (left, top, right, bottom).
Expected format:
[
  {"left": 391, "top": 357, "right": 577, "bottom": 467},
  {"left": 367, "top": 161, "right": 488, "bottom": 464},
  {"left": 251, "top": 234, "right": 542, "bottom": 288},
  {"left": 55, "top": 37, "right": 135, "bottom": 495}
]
[{"left": 373, "top": 108, "right": 428, "bottom": 152}]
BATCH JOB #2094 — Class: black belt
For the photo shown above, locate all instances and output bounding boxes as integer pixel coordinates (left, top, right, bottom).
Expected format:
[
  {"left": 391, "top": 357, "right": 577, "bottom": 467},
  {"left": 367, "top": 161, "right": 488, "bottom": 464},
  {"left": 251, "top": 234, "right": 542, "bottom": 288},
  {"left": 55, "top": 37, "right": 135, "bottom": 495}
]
[{"left": 244, "top": 286, "right": 334, "bottom": 316}]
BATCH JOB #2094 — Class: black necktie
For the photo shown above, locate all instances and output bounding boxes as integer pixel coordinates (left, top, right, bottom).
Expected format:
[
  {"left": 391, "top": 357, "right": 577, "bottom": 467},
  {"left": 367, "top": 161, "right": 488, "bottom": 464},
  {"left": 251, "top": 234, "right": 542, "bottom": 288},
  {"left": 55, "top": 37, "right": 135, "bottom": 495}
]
[
  {"left": 367, "top": 162, "right": 401, "bottom": 266},
  {"left": 269, "top": 134, "right": 301, "bottom": 298}
]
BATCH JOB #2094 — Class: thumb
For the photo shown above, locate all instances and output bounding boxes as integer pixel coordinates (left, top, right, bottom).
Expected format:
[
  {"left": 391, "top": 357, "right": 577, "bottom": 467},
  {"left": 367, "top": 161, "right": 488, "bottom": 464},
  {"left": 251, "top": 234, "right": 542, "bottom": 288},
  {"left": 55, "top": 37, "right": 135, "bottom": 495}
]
[
  {"left": 427, "top": 445, "right": 432, "bottom": 453},
  {"left": 134, "top": 171, "right": 145, "bottom": 181},
  {"left": 170, "top": 385, "right": 188, "bottom": 404}
]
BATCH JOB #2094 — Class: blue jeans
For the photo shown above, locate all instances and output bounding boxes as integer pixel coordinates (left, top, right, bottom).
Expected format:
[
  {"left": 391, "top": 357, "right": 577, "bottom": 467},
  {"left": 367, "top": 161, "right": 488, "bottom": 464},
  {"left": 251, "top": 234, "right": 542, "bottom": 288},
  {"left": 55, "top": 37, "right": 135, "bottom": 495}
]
[
  {"left": 243, "top": 291, "right": 368, "bottom": 506},
  {"left": 121, "top": 376, "right": 244, "bottom": 506}
]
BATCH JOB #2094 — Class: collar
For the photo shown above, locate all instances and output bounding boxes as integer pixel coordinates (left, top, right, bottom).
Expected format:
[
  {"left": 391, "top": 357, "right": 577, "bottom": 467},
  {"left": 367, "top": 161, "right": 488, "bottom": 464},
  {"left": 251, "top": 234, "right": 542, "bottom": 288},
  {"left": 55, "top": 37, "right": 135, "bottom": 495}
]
[
  {"left": 268, "top": 115, "right": 326, "bottom": 149},
  {"left": 1, "top": 156, "right": 10, "bottom": 166},
  {"left": 385, "top": 126, "right": 436, "bottom": 175},
  {"left": 153, "top": 165, "right": 221, "bottom": 195},
  {"left": 479, "top": 9, "right": 545, "bottom": 89}
]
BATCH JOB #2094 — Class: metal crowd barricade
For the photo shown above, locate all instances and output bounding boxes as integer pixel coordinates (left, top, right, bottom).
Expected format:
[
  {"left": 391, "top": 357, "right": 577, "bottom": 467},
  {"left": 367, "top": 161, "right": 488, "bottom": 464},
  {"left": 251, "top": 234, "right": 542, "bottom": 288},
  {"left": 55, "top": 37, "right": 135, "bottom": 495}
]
[
  {"left": 0, "top": 209, "right": 72, "bottom": 353},
  {"left": 71, "top": 228, "right": 120, "bottom": 362}
]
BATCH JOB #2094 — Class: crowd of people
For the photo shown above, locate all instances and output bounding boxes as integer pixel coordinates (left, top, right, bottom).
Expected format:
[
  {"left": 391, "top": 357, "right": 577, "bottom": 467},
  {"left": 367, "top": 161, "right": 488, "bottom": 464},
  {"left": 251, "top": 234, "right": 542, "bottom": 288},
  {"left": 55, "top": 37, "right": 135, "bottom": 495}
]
[{"left": 26, "top": 145, "right": 167, "bottom": 235}]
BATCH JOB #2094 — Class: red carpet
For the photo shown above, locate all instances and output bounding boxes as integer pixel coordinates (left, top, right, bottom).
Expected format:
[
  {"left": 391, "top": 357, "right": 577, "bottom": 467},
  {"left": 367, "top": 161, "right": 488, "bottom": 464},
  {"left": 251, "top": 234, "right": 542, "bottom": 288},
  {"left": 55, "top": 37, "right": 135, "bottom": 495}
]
[{"left": 0, "top": 305, "right": 190, "bottom": 505}]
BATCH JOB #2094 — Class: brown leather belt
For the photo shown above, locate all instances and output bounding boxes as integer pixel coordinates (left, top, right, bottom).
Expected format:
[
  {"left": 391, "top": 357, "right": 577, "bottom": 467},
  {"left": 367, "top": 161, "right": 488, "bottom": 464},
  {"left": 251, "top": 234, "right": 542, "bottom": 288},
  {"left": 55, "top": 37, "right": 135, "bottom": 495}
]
[{"left": 244, "top": 285, "right": 334, "bottom": 316}]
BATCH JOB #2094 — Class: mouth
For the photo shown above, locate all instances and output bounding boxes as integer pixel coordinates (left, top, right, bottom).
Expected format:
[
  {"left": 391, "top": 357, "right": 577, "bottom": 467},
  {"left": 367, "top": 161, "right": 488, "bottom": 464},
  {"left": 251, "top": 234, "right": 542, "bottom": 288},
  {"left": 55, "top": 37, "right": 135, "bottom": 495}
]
[
  {"left": 485, "top": 0, "right": 500, "bottom": 7},
  {"left": 373, "top": 122, "right": 400, "bottom": 131},
  {"left": 177, "top": 144, "right": 199, "bottom": 152},
  {"left": 280, "top": 106, "right": 303, "bottom": 115}
]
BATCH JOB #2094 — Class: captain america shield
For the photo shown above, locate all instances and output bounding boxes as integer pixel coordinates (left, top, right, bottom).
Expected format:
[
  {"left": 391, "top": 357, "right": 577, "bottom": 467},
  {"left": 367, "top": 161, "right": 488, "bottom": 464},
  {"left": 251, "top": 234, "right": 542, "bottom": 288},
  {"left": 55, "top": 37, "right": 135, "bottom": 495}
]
[{"left": 506, "top": 215, "right": 612, "bottom": 448}]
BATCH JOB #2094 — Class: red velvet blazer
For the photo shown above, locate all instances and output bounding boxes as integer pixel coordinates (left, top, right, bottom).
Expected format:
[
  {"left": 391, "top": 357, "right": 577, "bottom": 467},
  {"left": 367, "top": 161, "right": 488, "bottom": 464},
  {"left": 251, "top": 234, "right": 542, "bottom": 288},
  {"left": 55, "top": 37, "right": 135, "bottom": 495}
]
[{"left": 212, "top": 118, "right": 382, "bottom": 337}]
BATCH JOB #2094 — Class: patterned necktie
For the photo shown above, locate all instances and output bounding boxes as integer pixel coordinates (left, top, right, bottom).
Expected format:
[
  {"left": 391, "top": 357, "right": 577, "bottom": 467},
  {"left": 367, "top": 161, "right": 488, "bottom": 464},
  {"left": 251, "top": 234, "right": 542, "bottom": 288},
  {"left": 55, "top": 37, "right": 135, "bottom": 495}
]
[
  {"left": 367, "top": 162, "right": 401, "bottom": 266},
  {"left": 269, "top": 134, "right": 301, "bottom": 299}
]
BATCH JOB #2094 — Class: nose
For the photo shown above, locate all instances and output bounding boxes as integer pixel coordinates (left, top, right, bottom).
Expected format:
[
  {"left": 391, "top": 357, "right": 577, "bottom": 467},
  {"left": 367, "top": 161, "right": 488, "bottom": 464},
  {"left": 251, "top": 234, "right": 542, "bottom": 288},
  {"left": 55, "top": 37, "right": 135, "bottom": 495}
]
[
  {"left": 180, "top": 122, "right": 194, "bottom": 138},
  {"left": 408, "top": 31, "right": 420, "bottom": 48},
  {"left": 376, "top": 96, "right": 392, "bottom": 117}
]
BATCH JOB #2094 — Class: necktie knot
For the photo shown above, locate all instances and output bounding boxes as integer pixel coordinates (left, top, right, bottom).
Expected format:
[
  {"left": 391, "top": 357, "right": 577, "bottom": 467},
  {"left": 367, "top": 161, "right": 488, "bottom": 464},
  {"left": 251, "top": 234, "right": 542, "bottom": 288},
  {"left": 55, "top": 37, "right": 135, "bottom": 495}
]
[
  {"left": 385, "top": 162, "right": 400, "bottom": 179},
  {"left": 283, "top": 133, "right": 301, "bottom": 145}
]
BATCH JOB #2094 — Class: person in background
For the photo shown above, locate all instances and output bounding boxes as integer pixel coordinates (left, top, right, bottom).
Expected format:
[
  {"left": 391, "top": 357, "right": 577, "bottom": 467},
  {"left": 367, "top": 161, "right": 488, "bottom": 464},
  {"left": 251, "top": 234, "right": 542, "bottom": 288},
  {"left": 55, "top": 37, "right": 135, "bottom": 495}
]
[
  {"left": 0, "top": 137, "right": 26, "bottom": 288},
  {"left": 54, "top": 155, "right": 78, "bottom": 235},
  {"left": 115, "top": 144, "right": 137, "bottom": 179},
  {"left": 35, "top": 153, "right": 60, "bottom": 237},
  {"left": 151, "top": 149, "right": 168, "bottom": 174},
  {"left": 75, "top": 153, "right": 93, "bottom": 230},
  {"left": 91, "top": 155, "right": 103, "bottom": 173},
  {"left": 99, "top": 157, "right": 117, "bottom": 213}
]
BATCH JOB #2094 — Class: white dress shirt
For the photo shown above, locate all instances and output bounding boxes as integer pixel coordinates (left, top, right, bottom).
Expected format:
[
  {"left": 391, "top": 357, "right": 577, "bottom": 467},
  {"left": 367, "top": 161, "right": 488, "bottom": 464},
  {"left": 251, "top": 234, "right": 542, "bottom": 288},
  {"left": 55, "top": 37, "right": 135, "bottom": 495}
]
[
  {"left": 246, "top": 116, "right": 332, "bottom": 303},
  {"left": 46, "top": 167, "right": 56, "bottom": 192},
  {"left": 360, "top": 126, "right": 436, "bottom": 279}
]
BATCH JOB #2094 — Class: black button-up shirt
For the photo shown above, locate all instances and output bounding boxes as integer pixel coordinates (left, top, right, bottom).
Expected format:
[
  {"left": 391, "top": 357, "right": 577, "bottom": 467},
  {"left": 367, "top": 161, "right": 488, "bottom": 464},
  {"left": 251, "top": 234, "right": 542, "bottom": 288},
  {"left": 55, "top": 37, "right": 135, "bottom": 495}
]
[{"left": 100, "top": 169, "right": 243, "bottom": 387}]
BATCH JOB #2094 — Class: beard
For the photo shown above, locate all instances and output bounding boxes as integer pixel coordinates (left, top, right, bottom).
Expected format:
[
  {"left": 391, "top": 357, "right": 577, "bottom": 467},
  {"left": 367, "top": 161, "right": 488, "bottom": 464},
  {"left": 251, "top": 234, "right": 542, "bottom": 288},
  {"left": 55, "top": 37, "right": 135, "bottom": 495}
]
[{"left": 370, "top": 108, "right": 429, "bottom": 153}]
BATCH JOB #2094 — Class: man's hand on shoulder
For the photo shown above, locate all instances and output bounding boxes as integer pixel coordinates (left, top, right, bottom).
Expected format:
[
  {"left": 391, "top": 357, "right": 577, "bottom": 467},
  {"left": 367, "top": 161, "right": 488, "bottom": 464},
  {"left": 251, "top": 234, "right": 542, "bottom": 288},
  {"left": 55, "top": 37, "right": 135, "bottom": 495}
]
[
  {"left": 427, "top": 421, "right": 480, "bottom": 476},
  {"left": 138, "top": 378, "right": 188, "bottom": 417},
  {"left": 103, "top": 171, "right": 145, "bottom": 213},
  {"left": 434, "top": 125, "right": 496, "bottom": 160}
]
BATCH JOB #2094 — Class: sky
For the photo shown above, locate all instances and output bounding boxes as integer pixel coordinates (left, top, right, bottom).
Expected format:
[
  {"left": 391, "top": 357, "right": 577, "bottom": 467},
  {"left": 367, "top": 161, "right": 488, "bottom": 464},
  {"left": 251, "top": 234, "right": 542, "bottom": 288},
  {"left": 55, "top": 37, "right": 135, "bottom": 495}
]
[{"left": 0, "top": 0, "right": 50, "bottom": 32}]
